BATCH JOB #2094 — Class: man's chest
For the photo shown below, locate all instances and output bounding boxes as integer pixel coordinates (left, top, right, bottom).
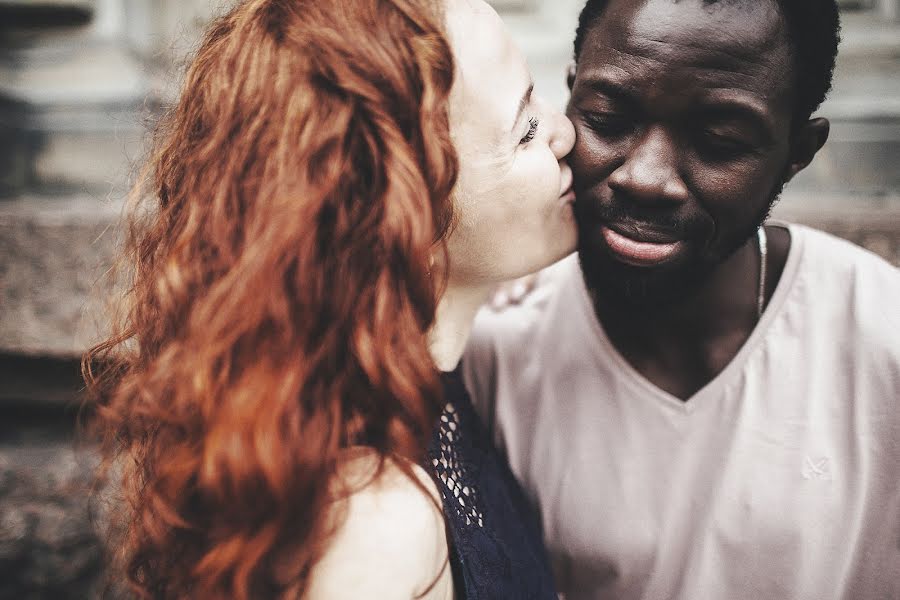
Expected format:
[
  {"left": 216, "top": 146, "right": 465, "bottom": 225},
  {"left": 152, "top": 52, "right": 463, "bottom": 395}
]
[{"left": 502, "top": 375, "right": 900, "bottom": 600}]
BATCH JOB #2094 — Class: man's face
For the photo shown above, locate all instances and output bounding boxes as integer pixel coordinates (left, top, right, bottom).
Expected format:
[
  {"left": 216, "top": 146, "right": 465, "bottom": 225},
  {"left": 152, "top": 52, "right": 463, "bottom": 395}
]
[{"left": 567, "top": 0, "right": 798, "bottom": 305}]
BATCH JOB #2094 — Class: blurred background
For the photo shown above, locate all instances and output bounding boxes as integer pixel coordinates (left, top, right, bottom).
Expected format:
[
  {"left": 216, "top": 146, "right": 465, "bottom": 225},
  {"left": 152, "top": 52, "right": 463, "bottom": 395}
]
[{"left": 1, "top": 0, "right": 898, "bottom": 597}]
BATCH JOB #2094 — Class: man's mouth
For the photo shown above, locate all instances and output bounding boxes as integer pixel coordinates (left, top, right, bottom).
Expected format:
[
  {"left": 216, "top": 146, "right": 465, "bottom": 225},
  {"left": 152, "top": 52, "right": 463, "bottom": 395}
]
[{"left": 600, "top": 225, "right": 686, "bottom": 267}]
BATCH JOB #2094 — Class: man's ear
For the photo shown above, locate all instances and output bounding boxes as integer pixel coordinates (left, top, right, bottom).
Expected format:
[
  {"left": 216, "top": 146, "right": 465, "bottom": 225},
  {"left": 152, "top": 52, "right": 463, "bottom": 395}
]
[
  {"left": 784, "top": 117, "right": 829, "bottom": 183},
  {"left": 566, "top": 62, "right": 576, "bottom": 91}
]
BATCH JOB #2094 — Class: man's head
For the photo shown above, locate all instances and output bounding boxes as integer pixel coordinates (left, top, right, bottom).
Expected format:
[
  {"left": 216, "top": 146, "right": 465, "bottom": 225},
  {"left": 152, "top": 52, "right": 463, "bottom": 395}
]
[{"left": 566, "top": 0, "right": 839, "bottom": 306}]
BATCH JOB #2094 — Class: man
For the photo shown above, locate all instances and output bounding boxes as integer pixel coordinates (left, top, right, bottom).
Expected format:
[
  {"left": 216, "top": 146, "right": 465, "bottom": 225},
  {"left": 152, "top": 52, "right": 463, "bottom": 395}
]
[{"left": 463, "top": 0, "right": 900, "bottom": 598}]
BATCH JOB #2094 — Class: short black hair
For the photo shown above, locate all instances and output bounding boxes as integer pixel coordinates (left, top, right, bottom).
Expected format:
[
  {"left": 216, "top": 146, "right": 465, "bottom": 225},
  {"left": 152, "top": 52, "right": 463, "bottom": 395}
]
[{"left": 572, "top": 0, "right": 841, "bottom": 120}]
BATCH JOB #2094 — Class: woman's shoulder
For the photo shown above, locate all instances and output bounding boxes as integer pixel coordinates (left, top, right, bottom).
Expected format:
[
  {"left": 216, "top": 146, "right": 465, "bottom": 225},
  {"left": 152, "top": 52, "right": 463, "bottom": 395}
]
[{"left": 305, "top": 448, "right": 453, "bottom": 600}]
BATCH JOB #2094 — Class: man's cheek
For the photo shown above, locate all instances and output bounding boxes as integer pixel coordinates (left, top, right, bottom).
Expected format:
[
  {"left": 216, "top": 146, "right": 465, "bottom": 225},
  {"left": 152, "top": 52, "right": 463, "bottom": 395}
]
[
  {"left": 569, "top": 135, "right": 592, "bottom": 172},
  {"left": 572, "top": 140, "right": 616, "bottom": 183}
]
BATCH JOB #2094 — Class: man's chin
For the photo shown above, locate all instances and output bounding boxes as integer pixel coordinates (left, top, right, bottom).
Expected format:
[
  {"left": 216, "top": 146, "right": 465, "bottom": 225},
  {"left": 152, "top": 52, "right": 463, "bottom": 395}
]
[{"left": 576, "top": 245, "right": 712, "bottom": 311}]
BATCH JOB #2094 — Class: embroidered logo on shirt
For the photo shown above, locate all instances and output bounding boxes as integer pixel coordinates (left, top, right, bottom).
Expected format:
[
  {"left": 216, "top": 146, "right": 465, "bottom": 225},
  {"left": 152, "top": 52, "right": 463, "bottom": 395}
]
[{"left": 802, "top": 456, "right": 832, "bottom": 481}]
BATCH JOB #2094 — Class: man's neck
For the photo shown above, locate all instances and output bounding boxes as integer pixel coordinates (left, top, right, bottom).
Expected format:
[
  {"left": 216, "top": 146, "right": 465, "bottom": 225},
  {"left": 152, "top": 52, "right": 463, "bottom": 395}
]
[{"left": 591, "top": 226, "right": 789, "bottom": 400}]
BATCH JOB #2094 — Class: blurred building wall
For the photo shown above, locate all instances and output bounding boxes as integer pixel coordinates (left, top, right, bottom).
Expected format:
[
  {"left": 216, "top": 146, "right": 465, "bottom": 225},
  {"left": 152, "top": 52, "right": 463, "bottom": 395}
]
[
  {"left": 0, "top": 0, "right": 897, "bottom": 596},
  {"left": 0, "top": 2, "right": 235, "bottom": 596}
]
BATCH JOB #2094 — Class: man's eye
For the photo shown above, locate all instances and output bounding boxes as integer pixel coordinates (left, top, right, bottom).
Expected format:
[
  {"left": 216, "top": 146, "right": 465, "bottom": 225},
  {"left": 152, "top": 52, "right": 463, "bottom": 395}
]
[
  {"left": 582, "top": 112, "right": 634, "bottom": 137},
  {"left": 698, "top": 131, "right": 754, "bottom": 157},
  {"left": 520, "top": 117, "right": 540, "bottom": 145}
]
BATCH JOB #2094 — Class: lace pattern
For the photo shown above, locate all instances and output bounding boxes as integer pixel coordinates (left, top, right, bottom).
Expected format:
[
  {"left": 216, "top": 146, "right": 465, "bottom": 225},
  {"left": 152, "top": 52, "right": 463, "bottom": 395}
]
[
  {"left": 426, "top": 368, "right": 558, "bottom": 600},
  {"left": 432, "top": 402, "right": 485, "bottom": 528}
]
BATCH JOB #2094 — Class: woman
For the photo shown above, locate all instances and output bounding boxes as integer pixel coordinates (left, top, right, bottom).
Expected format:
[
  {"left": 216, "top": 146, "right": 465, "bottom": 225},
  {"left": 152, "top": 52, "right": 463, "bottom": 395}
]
[{"left": 84, "top": 0, "right": 576, "bottom": 597}]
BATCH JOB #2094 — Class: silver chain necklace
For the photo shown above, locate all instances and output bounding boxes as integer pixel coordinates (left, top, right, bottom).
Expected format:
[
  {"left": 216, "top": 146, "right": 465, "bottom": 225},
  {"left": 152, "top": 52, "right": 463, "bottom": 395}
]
[{"left": 756, "top": 226, "right": 768, "bottom": 319}]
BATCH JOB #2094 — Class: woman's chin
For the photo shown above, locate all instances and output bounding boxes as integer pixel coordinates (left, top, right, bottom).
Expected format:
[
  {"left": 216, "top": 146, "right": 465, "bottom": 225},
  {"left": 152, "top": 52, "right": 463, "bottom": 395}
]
[{"left": 533, "top": 226, "right": 579, "bottom": 275}]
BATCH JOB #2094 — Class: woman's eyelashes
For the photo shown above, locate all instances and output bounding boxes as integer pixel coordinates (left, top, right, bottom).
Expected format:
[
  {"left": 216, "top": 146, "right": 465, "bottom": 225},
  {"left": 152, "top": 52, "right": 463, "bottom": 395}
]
[{"left": 520, "top": 117, "right": 540, "bottom": 145}]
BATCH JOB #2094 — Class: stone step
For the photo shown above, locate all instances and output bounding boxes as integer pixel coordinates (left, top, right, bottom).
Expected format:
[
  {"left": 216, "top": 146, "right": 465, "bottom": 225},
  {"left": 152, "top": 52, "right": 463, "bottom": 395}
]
[
  {"left": 0, "top": 38, "right": 155, "bottom": 197},
  {"left": 0, "top": 104, "right": 147, "bottom": 198},
  {"left": 0, "top": 0, "right": 94, "bottom": 28},
  {"left": 0, "top": 194, "right": 121, "bottom": 357}
]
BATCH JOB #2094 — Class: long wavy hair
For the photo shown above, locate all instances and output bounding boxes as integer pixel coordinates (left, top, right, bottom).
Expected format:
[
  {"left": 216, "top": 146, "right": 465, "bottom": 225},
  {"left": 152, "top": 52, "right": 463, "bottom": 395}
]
[{"left": 82, "top": 0, "right": 457, "bottom": 597}]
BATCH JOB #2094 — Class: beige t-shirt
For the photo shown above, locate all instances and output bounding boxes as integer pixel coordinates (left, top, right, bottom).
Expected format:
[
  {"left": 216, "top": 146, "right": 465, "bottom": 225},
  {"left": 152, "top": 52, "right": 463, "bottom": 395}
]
[{"left": 463, "top": 224, "right": 900, "bottom": 600}]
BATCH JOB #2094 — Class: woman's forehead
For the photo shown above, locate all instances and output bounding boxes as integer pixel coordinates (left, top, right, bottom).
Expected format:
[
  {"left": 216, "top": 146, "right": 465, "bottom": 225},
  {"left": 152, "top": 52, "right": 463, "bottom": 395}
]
[{"left": 445, "top": 0, "right": 529, "bottom": 136}]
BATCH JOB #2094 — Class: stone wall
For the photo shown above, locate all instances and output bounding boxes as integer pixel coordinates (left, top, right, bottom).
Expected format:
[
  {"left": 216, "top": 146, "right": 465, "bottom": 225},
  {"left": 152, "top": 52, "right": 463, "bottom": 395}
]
[
  {"left": 0, "top": 1, "right": 898, "bottom": 598},
  {"left": 0, "top": 391, "right": 102, "bottom": 600},
  {"left": 0, "top": 2, "right": 216, "bottom": 597}
]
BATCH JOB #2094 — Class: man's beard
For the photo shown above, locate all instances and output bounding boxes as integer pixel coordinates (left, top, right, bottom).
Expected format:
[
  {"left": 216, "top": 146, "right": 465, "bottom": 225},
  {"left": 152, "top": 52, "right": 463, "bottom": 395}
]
[{"left": 577, "top": 183, "right": 783, "bottom": 311}]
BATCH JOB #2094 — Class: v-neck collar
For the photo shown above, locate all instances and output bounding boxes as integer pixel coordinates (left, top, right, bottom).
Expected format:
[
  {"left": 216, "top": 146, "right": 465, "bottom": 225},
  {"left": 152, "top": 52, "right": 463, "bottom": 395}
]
[{"left": 571, "top": 223, "right": 804, "bottom": 414}]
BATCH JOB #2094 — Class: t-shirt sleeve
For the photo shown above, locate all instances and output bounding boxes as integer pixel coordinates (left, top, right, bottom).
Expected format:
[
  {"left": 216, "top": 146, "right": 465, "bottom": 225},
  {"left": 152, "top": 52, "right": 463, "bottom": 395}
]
[
  {"left": 461, "top": 258, "right": 575, "bottom": 438},
  {"left": 462, "top": 306, "right": 502, "bottom": 436}
]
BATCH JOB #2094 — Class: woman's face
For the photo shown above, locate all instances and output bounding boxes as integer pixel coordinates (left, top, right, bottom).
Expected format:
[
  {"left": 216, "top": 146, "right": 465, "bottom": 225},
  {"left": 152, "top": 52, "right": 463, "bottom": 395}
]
[{"left": 443, "top": 0, "right": 577, "bottom": 286}]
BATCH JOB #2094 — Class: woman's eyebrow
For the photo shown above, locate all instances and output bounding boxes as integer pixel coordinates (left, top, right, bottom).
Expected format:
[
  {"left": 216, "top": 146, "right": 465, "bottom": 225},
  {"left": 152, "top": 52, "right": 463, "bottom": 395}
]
[{"left": 510, "top": 82, "right": 535, "bottom": 133}]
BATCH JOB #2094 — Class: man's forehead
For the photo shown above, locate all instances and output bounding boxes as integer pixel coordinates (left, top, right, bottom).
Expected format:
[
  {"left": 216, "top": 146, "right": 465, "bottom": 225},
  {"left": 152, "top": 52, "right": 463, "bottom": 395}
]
[
  {"left": 592, "top": 0, "right": 787, "bottom": 69},
  {"left": 574, "top": 0, "right": 793, "bottom": 107}
]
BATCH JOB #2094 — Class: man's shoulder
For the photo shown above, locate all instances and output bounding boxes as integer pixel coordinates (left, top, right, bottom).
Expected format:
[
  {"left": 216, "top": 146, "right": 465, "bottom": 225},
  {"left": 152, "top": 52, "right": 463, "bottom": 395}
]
[
  {"left": 468, "top": 255, "right": 583, "bottom": 359},
  {"left": 790, "top": 223, "right": 899, "bottom": 348},
  {"left": 462, "top": 255, "right": 588, "bottom": 420},
  {"left": 792, "top": 223, "right": 898, "bottom": 283}
]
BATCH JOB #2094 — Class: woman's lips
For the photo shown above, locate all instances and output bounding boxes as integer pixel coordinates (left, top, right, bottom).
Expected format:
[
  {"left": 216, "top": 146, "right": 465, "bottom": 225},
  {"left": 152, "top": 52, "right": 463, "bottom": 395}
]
[
  {"left": 558, "top": 163, "right": 574, "bottom": 202},
  {"left": 601, "top": 226, "right": 685, "bottom": 267}
]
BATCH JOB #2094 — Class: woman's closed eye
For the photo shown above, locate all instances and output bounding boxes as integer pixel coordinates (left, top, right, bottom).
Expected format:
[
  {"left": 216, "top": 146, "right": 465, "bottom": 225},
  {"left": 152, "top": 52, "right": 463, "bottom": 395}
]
[{"left": 519, "top": 117, "right": 540, "bottom": 145}]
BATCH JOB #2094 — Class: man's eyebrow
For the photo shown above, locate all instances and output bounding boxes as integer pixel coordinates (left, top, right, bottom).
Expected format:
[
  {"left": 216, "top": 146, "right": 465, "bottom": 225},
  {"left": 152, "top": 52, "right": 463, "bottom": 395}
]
[
  {"left": 699, "top": 97, "right": 777, "bottom": 141},
  {"left": 577, "top": 75, "right": 635, "bottom": 105},
  {"left": 707, "top": 101, "right": 767, "bottom": 122},
  {"left": 511, "top": 82, "right": 534, "bottom": 133}
]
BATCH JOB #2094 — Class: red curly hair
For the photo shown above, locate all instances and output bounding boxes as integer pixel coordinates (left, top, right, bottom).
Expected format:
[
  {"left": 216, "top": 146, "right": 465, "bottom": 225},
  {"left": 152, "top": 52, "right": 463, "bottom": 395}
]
[{"left": 83, "top": 0, "right": 457, "bottom": 597}]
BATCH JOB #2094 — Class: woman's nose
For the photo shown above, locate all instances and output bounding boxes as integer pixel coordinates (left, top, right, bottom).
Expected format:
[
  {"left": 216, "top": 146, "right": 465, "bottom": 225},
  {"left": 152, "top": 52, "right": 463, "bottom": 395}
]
[
  {"left": 532, "top": 93, "right": 576, "bottom": 160},
  {"left": 548, "top": 107, "right": 576, "bottom": 160}
]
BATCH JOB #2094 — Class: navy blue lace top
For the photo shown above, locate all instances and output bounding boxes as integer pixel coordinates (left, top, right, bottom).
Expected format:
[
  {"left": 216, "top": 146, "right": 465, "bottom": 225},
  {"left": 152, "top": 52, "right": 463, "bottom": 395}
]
[{"left": 427, "top": 366, "right": 558, "bottom": 599}]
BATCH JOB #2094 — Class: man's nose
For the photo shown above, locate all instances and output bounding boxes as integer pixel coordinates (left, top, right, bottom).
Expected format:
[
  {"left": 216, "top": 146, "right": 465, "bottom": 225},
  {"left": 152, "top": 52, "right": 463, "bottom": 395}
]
[{"left": 608, "top": 126, "right": 689, "bottom": 205}]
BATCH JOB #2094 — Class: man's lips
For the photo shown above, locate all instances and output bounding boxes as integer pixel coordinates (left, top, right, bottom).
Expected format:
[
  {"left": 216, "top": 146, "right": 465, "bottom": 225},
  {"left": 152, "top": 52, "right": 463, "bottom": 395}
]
[{"left": 600, "top": 225, "right": 686, "bottom": 267}]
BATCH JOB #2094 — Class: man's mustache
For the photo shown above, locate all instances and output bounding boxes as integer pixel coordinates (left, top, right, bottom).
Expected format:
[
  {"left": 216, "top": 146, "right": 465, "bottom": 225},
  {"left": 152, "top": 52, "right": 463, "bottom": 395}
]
[{"left": 574, "top": 193, "right": 706, "bottom": 240}]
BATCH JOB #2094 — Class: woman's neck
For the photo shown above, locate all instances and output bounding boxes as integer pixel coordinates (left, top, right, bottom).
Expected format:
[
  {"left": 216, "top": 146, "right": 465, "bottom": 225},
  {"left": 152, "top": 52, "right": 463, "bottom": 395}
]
[{"left": 429, "top": 281, "right": 494, "bottom": 372}]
